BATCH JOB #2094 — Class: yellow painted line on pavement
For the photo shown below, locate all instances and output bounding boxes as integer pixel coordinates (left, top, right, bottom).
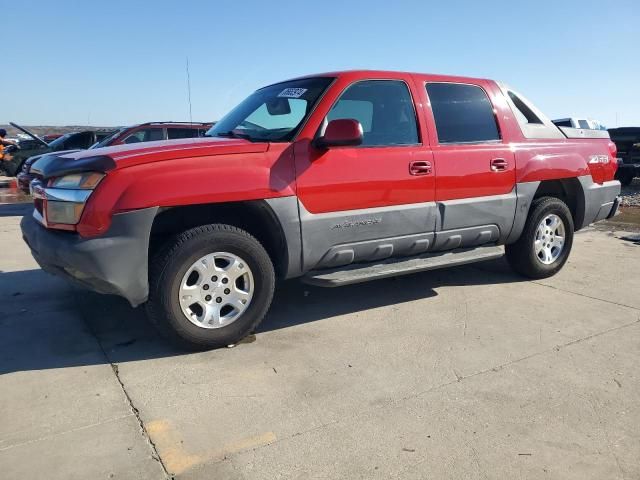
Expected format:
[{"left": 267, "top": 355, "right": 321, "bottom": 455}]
[{"left": 146, "top": 419, "right": 277, "bottom": 475}]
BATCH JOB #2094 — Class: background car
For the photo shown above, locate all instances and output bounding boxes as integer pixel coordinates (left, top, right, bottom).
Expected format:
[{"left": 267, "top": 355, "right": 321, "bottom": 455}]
[
  {"left": 609, "top": 127, "right": 640, "bottom": 185},
  {"left": 552, "top": 117, "right": 607, "bottom": 130},
  {"left": 90, "top": 121, "right": 213, "bottom": 148},
  {"left": 17, "top": 121, "right": 213, "bottom": 193},
  {"left": 4, "top": 123, "right": 115, "bottom": 176}
]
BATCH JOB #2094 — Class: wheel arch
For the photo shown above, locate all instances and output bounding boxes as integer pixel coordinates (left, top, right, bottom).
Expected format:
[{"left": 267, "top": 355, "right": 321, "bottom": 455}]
[
  {"left": 507, "top": 177, "right": 587, "bottom": 244},
  {"left": 532, "top": 177, "right": 583, "bottom": 229},
  {"left": 149, "top": 198, "right": 300, "bottom": 279}
]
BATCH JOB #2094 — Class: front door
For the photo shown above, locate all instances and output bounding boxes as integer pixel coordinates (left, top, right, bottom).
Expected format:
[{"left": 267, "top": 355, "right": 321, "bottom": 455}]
[{"left": 294, "top": 78, "right": 437, "bottom": 270}]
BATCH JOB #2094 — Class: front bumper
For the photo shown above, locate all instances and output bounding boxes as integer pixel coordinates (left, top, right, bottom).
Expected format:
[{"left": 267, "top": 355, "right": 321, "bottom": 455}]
[{"left": 20, "top": 207, "right": 158, "bottom": 307}]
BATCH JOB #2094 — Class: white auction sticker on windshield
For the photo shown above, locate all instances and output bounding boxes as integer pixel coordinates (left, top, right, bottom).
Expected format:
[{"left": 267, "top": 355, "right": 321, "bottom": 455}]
[{"left": 277, "top": 88, "right": 307, "bottom": 98}]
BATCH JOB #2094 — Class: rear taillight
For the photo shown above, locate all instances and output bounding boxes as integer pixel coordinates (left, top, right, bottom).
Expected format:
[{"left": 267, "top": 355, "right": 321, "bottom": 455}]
[{"left": 608, "top": 141, "right": 618, "bottom": 175}]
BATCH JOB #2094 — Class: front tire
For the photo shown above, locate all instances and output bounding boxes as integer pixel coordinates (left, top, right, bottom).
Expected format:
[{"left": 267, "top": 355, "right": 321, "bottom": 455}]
[
  {"left": 146, "top": 224, "right": 275, "bottom": 350},
  {"left": 506, "top": 196, "right": 574, "bottom": 279}
]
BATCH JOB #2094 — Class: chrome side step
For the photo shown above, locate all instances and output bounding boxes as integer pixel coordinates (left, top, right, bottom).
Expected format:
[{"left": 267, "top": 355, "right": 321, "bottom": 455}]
[{"left": 302, "top": 245, "right": 504, "bottom": 287}]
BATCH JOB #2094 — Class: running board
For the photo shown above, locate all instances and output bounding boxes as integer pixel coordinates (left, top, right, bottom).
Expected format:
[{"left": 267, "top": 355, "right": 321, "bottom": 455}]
[{"left": 302, "top": 245, "right": 504, "bottom": 287}]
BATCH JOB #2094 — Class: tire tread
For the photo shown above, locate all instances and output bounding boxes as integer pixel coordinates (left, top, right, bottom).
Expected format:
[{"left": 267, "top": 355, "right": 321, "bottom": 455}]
[{"left": 146, "top": 224, "right": 275, "bottom": 350}]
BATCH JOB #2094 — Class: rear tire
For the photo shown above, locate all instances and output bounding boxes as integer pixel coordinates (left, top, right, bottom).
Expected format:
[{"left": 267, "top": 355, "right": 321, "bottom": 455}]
[
  {"left": 146, "top": 224, "right": 275, "bottom": 350},
  {"left": 506, "top": 196, "right": 574, "bottom": 279}
]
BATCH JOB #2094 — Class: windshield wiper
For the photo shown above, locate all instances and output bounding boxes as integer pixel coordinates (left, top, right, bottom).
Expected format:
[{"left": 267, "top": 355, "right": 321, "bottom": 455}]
[{"left": 211, "top": 131, "right": 255, "bottom": 141}]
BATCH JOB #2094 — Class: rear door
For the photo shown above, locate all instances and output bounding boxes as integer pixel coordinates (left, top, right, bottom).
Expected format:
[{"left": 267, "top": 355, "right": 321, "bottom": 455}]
[{"left": 422, "top": 82, "right": 516, "bottom": 249}]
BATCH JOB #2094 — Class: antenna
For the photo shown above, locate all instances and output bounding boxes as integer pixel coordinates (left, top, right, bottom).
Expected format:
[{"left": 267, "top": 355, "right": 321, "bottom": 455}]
[{"left": 186, "top": 57, "right": 193, "bottom": 125}]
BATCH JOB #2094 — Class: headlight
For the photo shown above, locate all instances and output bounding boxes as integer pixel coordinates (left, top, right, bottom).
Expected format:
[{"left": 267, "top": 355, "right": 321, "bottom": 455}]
[
  {"left": 49, "top": 172, "right": 104, "bottom": 189},
  {"left": 32, "top": 172, "right": 105, "bottom": 227},
  {"left": 46, "top": 201, "right": 86, "bottom": 224}
]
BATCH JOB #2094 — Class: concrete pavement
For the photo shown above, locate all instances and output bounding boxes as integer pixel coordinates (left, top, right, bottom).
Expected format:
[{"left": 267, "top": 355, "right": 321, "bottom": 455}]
[{"left": 1, "top": 203, "right": 638, "bottom": 479}]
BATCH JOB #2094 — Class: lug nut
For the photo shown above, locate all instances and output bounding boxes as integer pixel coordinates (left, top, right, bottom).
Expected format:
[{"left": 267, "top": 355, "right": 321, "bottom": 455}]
[
  {"left": 216, "top": 297, "right": 222, "bottom": 303},
  {"left": 222, "top": 278, "right": 229, "bottom": 284},
  {"left": 205, "top": 295, "right": 212, "bottom": 301},
  {"left": 211, "top": 276, "right": 218, "bottom": 282},
  {"left": 224, "top": 288, "right": 230, "bottom": 295},
  {"left": 203, "top": 284, "right": 209, "bottom": 290}
]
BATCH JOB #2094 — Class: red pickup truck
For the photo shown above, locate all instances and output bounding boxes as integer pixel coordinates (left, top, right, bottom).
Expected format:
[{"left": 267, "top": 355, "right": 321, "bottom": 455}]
[{"left": 21, "top": 70, "right": 621, "bottom": 349}]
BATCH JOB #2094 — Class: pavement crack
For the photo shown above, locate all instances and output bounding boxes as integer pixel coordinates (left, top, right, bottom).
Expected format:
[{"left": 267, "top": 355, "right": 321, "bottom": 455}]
[
  {"left": 532, "top": 281, "right": 640, "bottom": 311},
  {"left": 74, "top": 294, "right": 172, "bottom": 479},
  {"left": 0, "top": 414, "right": 134, "bottom": 453},
  {"left": 108, "top": 363, "right": 172, "bottom": 478},
  {"left": 447, "top": 317, "right": 640, "bottom": 386},
  {"left": 217, "top": 317, "right": 640, "bottom": 463}
]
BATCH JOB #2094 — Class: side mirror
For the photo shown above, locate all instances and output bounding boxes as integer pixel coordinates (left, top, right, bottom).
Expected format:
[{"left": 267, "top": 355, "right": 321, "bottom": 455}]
[{"left": 314, "top": 119, "right": 363, "bottom": 149}]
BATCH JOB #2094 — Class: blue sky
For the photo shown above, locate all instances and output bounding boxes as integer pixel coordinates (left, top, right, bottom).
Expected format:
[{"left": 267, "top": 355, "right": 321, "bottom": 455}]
[{"left": 3, "top": 0, "right": 639, "bottom": 128}]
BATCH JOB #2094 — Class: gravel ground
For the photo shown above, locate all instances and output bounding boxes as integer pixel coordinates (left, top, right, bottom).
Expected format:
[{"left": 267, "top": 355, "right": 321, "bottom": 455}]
[{"left": 620, "top": 177, "right": 640, "bottom": 207}]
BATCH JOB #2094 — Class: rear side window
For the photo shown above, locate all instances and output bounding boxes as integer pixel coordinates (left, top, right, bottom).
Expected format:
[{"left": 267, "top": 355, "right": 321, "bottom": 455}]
[
  {"left": 426, "top": 83, "right": 500, "bottom": 144},
  {"left": 168, "top": 128, "right": 201, "bottom": 139},
  {"left": 327, "top": 80, "right": 419, "bottom": 146},
  {"left": 123, "top": 128, "right": 165, "bottom": 144},
  {"left": 507, "top": 91, "right": 543, "bottom": 125}
]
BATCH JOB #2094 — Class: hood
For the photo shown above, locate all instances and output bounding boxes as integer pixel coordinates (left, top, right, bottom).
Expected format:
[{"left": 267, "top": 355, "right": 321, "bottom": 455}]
[
  {"left": 10, "top": 122, "right": 49, "bottom": 147},
  {"left": 25, "top": 149, "right": 82, "bottom": 168},
  {"left": 60, "top": 136, "right": 269, "bottom": 169},
  {"left": 31, "top": 137, "right": 269, "bottom": 179}
]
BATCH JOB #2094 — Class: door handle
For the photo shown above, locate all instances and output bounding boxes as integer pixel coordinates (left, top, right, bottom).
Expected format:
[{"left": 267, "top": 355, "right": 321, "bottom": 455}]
[
  {"left": 490, "top": 158, "right": 508, "bottom": 172},
  {"left": 409, "top": 160, "right": 432, "bottom": 176}
]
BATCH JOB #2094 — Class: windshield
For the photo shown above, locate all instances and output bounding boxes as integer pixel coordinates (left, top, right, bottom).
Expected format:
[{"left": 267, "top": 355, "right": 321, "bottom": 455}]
[
  {"left": 47, "top": 133, "right": 73, "bottom": 149},
  {"left": 206, "top": 77, "right": 334, "bottom": 142},
  {"left": 90, "top": 127, "right": 127, "bottom": 149}
]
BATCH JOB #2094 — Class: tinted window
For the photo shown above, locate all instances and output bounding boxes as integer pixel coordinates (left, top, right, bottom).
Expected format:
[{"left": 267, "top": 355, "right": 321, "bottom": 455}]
[
  {"left": 507, "top": 91, "right": 542, "bottom": 125},
  {"left": 327, "top": 80, "right": 418, "bottom": 146},
  {"left": 95, "top": 131, "right": 114, "bottom": 142},
  {"left": 48, "top": 133, "right": 73, "bottom": 149},
  {"left": 578, "top": 120, "right": 590, "bottom": 129},
  {"left": 427, "top": 83, "right": 500, "bottom": 143},
  {"left": 91, "top": 127, "right": 127, "bottom": 149},
  {"left": 124, "top": 128, "right": 165, "bottom": 144},
  {"left": 64, "top": 131, "right": 93, "bottom": 150},
  {"left": 168, "top": 128, "right": 201, "bottom": 139},
  {"left": 554, "top": 120, "right": 572, "bottom": 127}
]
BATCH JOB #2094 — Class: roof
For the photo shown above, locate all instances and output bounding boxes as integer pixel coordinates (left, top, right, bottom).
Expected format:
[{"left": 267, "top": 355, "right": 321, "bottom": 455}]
[
  {"left": 130, "top": 121, "right": 213, "bottom": 128},
  {"left": 282, "top": 69, "right": 493, "bottom": 84}
]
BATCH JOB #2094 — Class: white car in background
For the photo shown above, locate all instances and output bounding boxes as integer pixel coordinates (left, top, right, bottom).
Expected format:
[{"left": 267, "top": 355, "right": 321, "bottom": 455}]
[{"left": 552, "top": 117, "right": 607, "bottom": 130}]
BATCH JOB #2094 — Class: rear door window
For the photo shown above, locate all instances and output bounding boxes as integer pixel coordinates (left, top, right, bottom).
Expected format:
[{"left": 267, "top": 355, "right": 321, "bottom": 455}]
[{"left": 426, "top": 83, "right": 500, "bottom": 144}]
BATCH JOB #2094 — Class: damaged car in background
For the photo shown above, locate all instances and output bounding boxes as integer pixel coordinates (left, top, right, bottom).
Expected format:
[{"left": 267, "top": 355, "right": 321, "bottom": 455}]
[{"left": 16, "top": 121, "right": 212, "bottom": 193}]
